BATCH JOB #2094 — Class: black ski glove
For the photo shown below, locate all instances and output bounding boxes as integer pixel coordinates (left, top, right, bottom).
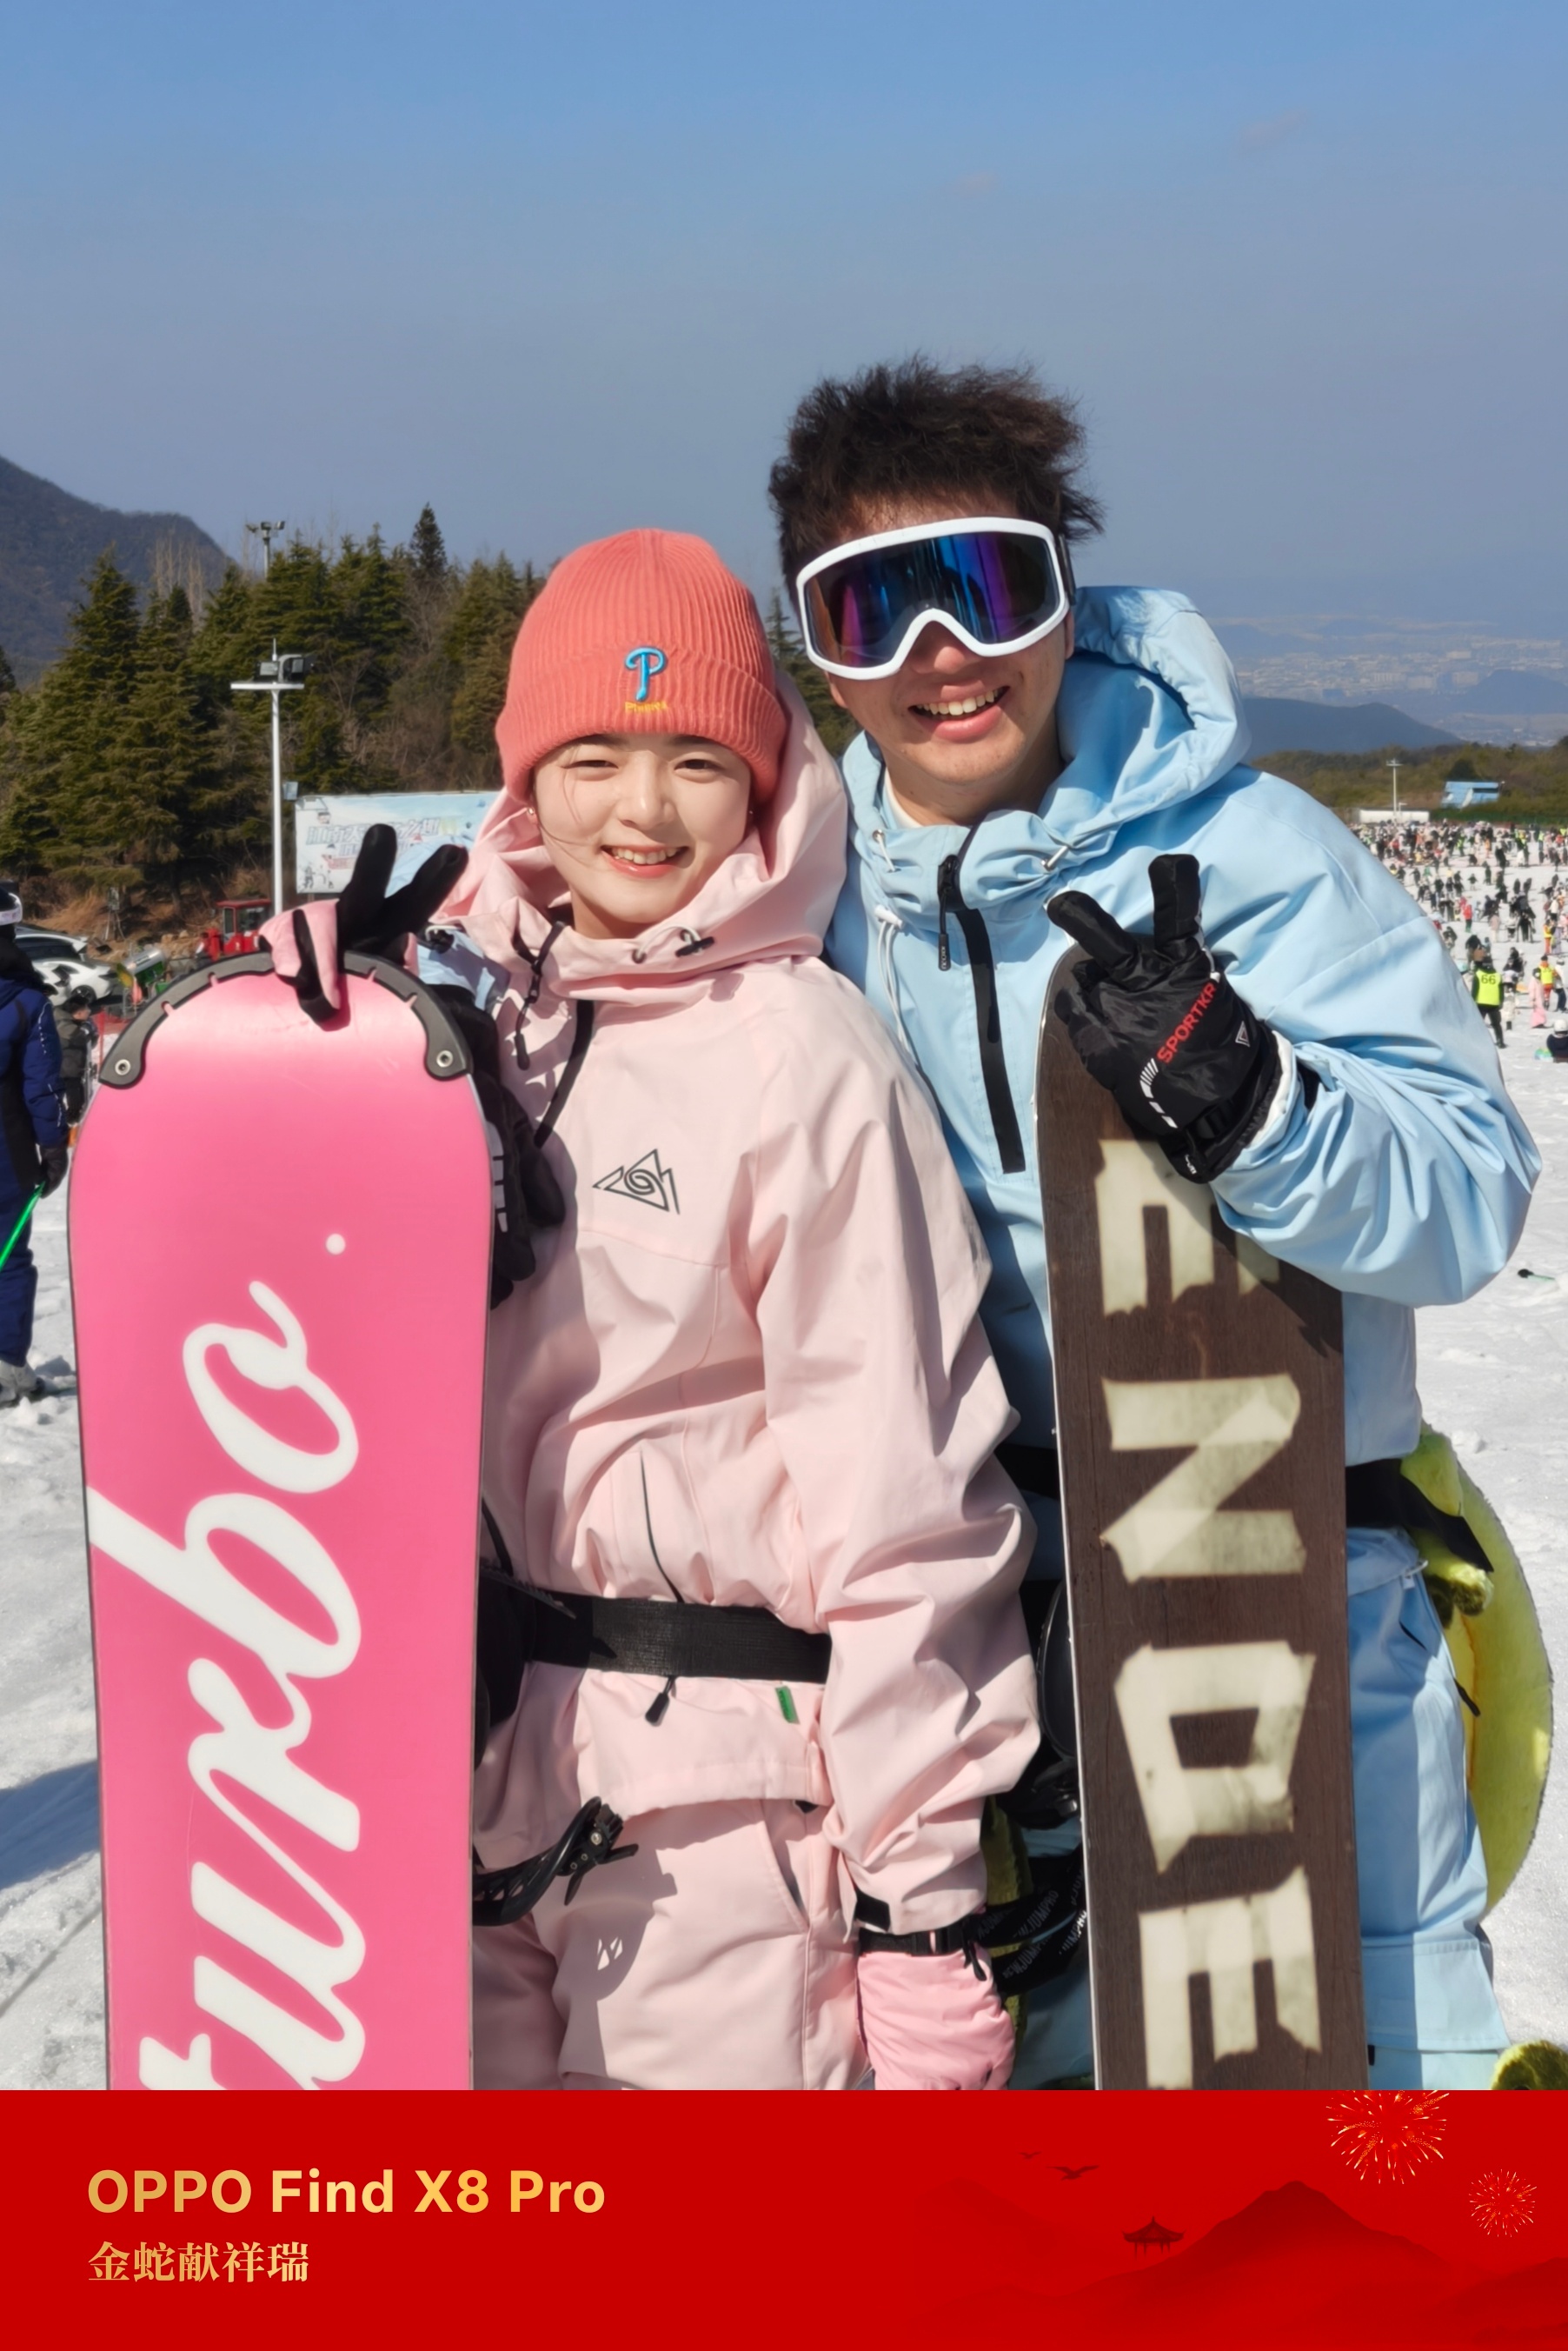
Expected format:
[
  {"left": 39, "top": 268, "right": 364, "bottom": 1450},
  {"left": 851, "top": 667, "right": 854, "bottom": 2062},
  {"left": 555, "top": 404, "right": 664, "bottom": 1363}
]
[
  {"left": 1047, "top": 853, "right": 1282, "bottom": 1183},
  {"left": 283, "top": 823, "right": 469, "bottom": 1025},
  {"left": 39, "top": 1143, "right": 70, "bottom": 1197}
]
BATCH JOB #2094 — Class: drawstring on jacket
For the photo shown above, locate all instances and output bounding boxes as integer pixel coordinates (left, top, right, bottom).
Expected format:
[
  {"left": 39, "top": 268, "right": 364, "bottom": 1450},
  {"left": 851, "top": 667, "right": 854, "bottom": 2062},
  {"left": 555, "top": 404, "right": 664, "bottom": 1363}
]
[
  {"left": 874, "top": 905, "right": 920, "bottom": 1069},
  {"left": 511, "top": 912, "right": 569, "bottom": 1068}
]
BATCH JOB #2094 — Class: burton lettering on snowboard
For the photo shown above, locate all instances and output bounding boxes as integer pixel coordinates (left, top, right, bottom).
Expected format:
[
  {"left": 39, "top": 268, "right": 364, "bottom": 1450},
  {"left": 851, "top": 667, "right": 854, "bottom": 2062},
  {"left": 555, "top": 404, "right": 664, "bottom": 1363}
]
[
  {"left": 70, "top": 953, "right": 493, "bottom": 2088},
  {"left": 1040, "top": 959, "right": 1366, "bottom": 2088}
]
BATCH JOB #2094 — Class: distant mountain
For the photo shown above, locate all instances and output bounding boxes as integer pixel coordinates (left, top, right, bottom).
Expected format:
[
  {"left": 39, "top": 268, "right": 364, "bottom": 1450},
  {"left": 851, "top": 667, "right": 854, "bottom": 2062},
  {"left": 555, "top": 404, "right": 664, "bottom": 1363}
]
[
  {"left": 1440, "top": 669, "right": 1568, "bottom": 716},
  {"left": 1244, "top": 696, "right": 1458, "bottom": 756},
  {"left": 0, "top": 452, "right": 226, "bottom": 675}
]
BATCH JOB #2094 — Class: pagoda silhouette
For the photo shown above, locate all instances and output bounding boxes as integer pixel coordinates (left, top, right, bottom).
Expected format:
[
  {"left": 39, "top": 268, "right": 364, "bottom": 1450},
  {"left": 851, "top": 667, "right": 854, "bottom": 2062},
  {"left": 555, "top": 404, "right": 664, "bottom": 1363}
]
[{"left": 1124, "top": 2217, "right": 1184, "bottom": 2259}]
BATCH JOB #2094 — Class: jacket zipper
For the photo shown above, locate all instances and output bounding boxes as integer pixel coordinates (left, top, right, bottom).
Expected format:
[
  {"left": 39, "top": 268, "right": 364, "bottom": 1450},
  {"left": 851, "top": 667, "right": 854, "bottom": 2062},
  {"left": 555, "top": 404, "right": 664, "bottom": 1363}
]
[{"left": 935, "top": 834, "right": 1026, "bottom": 1176}]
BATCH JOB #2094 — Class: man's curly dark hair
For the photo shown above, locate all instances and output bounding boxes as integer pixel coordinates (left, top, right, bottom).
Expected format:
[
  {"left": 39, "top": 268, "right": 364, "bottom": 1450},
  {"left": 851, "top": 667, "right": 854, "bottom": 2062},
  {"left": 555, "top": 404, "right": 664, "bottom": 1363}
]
[{"left": 768, "top": 356, "right": 1104, "bottom": 591}]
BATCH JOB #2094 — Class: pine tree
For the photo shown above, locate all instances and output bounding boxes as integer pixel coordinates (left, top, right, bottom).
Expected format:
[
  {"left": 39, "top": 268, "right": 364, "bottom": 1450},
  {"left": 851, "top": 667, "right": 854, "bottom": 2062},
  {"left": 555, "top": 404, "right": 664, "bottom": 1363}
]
[
  {"left": 0, "top": 552, "right": 143, "bottom": 885},
  {"left": 409, "top": 504, "right": 448, "bottom": 583},
  {"left": 765, "top": 590, "right": 854, "bottom": 756},
  {"left": 0, "top": 643, "right": 16, "bottom": 722},
  {"left": 118, "top": 586, "right": 243, "bottom": 885},
  {"left": 447, "top": 557, "right": 542, "bottom": 756},
  {"left": 62, "top": 587, "right": 186, "bottom": 888}
]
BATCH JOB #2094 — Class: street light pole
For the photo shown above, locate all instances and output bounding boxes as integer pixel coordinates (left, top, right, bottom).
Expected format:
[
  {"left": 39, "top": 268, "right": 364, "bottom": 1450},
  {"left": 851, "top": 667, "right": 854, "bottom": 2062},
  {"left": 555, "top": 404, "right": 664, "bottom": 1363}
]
[
  {"left": 230, "top": 643, "right": 308, "bottom": 917},
  {"left": 1388, "top": 757, "right": 1400, "bottom": 814},
  {"left": 244, "top": 520, "right": 287, "bottom": 577}
]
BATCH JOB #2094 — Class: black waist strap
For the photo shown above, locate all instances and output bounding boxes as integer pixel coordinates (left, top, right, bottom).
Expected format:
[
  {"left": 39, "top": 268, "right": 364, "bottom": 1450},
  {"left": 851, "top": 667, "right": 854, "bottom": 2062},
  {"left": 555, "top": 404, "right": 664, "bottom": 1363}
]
[
  {"left": 490, "top": 1578, "right": 832, "bottom": 1685},
  {"left": 1343, "top": 1458, "right": 1491, "bottom": 1573},
  {"left": 998, "top": 1442, "right": 1490, "bottom": 1575}
]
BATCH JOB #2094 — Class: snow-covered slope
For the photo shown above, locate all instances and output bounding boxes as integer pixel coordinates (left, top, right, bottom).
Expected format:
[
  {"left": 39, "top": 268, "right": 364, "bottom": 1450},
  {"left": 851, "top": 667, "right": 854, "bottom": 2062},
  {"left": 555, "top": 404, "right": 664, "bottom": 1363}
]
[
  {"left": 0, "top": 1180, "right": 103, "bottom": 2087},
  {"left": 1412, "top": 1031, "right": 1568, "bottom": 2048}
]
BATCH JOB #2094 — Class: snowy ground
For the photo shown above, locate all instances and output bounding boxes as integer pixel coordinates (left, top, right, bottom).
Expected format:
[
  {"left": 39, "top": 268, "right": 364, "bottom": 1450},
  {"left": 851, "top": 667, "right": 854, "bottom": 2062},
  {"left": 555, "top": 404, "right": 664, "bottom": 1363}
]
[
  {"left": 2, "top": 936, "right": 1565, "bottom": 2087},
  {"left": 0, "top": 1177, "right": 104, "bottom": 2089}
]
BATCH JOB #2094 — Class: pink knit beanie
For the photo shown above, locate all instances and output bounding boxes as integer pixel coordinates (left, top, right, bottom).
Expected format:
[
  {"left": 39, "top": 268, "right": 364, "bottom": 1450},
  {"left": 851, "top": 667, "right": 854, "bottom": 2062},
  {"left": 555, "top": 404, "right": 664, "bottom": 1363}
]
[{"left": 495, "top": 529, "right": 787, "bottom": 800}]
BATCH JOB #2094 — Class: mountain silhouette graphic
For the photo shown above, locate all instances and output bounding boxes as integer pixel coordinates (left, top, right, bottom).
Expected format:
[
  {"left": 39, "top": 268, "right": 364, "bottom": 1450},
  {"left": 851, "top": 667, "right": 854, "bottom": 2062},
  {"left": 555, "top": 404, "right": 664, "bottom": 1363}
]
[
  {"left": 906, "top": 2179, "right": 1531, "bottom": 2348},
  {"left": 910, "top": 2176, "right": 1113, "bottom": 2294},
  {"left": 1059, "top": 2180, "right": 1480, "bottom": 2344},
  {"left": 1423, "top": 2256, "right": 1568, "bottom": 2344}
]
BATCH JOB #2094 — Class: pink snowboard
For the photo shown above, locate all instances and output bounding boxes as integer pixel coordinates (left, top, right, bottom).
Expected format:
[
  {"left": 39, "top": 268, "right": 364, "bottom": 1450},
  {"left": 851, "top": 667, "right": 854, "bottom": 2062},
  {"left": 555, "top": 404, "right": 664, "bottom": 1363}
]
[{"left": 70, "top": 955, "right": 493, "bottom": 2088}]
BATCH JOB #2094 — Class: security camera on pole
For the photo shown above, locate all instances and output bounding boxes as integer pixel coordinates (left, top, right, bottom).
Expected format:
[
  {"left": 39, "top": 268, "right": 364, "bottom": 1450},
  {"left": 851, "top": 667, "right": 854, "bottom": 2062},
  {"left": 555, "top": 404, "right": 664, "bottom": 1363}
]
[{"left": 231, "top": 643, "right": 310, "bottom": 917}]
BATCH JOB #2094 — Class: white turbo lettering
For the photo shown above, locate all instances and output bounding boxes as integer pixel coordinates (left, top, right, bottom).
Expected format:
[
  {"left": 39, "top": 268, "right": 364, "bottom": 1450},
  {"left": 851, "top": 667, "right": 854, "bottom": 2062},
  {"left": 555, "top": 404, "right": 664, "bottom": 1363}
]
[
  {"left": 183, "top": 1284, "right": 358, "bottom": 1493},
  {"left": 86, "top": 1286, "right": 364, "bottom": 2091}
]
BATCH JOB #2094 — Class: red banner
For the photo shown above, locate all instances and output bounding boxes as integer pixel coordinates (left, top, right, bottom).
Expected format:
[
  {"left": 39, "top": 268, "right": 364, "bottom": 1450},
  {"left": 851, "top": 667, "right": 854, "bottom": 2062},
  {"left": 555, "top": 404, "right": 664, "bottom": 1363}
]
[{"left": 6, "top": 2088, "right": 1565, "bottom": 2343}]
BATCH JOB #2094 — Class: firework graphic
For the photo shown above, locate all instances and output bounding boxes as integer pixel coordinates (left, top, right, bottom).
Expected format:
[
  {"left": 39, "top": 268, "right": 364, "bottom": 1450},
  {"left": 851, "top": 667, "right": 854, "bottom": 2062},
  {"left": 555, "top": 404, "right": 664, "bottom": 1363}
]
[
  {"left": 1326, "top": 2093, "right": 1451, "bottom": 2182},
  {"left": 1470, "top": 2171, "right": 1537, "bottom": 2239}
]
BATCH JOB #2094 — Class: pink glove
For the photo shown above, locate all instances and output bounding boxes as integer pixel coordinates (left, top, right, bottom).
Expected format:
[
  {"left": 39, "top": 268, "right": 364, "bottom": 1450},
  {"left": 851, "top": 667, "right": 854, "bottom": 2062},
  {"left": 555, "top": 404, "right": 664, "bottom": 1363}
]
[
  {"left": 261, "top": 902, "right": 345, "bottom": 1014},
  {"left": 857, "top": 1947, "right": 1014, "bottom": 2090}
]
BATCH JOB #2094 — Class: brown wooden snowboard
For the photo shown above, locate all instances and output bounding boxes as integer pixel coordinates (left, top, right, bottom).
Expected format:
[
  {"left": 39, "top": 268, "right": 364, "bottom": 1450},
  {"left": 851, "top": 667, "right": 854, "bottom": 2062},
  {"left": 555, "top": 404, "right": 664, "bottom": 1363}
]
[{"left": 1040, "top": 960, "right": 1366, "bottom": 2088}]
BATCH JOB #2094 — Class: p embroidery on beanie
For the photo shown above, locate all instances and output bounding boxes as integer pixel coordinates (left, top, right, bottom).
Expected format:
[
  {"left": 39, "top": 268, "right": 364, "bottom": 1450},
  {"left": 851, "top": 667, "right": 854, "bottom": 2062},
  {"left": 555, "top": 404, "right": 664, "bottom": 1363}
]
[
  {"left": 625, "top": 645, "right": 668, "bottom": 705},
  {"left": 495, "top": 530, "right": 787, "bottom": 800}
]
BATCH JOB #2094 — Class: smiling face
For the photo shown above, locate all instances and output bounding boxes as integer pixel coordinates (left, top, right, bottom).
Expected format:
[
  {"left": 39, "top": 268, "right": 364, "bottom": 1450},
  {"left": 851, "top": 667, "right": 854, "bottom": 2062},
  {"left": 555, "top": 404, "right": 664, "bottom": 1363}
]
[
  {"left": 528, "top": 734, "right": 753, "bottom": 939},
  {"left": 821, "top": 496, "right": 1075, "bottom": 828}
]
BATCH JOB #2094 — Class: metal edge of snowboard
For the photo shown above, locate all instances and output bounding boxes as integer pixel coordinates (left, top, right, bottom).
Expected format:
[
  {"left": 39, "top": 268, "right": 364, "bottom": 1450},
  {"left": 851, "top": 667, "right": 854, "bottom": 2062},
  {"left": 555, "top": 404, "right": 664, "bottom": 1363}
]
[
  {"left": 98, "top": 950, "right": 475, "bottom": 1089},
  {"left": 1033, "top": 949, "right": 1366, "bottom": 2090}
]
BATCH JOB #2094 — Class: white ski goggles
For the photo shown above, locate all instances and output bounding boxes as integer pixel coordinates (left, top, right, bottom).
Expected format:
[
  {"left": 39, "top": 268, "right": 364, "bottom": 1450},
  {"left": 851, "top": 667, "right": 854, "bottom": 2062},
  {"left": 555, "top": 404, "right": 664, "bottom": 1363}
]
[{"left": 795, "top": 516, "right": 1073, "bottom": 680}]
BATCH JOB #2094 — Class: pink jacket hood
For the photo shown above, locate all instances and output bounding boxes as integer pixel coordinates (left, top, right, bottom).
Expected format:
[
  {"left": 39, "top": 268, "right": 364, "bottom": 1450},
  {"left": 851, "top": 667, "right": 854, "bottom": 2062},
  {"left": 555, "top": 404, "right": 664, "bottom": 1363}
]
[{"left": 439, "top": 669, "right": 845, "bottom": 1004}]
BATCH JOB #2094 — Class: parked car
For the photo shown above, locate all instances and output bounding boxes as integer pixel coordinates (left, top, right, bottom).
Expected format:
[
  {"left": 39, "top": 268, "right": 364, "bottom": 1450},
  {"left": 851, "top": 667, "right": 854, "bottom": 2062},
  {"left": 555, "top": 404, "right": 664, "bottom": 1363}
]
[
  {"left": 16, "top": 929, "right": 116, "bottom": 1005},
  {"left": 17, "top": 924, "right": 95, "bottom": 958}
]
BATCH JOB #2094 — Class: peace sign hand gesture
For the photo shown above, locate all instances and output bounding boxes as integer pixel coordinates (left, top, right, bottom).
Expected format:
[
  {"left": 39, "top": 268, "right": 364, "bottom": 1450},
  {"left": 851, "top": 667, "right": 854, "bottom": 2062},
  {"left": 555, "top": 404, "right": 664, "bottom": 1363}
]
[{"left": 1047, "top": 854, "right": 1284, "bottom": 1183}]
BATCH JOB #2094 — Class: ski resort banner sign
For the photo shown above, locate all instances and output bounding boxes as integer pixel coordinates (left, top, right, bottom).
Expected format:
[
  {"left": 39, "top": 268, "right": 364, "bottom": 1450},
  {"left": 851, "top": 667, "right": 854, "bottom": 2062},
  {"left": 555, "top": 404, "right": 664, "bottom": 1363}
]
[
  {"left": 1040, "top": 961, "right": 1365, "bottom": 2089},
  {"left": 295, "top": 795, "right": 493, "bottom": 896}
]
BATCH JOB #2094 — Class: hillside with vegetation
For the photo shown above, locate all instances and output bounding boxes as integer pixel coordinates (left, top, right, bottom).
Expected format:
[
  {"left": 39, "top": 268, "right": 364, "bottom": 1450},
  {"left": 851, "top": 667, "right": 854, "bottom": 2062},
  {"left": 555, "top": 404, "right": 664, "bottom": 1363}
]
[
  {"left": 1257, "top": 741, "right": 1568, "bottom": 826},
  {"left": 0, "top": 509, "right": 845, "bottom": 941}
]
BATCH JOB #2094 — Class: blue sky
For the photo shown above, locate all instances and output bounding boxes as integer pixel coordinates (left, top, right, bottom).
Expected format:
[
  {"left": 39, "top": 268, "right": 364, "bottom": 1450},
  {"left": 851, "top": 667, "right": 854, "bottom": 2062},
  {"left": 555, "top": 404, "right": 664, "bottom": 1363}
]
[{"left": 3, "top": 0, "right": 1566, "bottom": 628}]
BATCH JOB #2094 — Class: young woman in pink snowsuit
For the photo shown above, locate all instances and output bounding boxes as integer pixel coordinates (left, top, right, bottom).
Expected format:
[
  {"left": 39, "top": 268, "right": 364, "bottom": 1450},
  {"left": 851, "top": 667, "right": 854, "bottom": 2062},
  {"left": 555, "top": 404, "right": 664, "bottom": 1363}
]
[{"left": 426, "top": 529, "right": 1038, "bottom": 2090}]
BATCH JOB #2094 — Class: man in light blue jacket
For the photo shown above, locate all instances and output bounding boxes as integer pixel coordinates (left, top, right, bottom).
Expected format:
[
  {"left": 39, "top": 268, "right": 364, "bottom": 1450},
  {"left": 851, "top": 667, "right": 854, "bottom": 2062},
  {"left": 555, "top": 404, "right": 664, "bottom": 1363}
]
[{"left": 769, "top": 359, "right": 1539, "bottom": 2088}]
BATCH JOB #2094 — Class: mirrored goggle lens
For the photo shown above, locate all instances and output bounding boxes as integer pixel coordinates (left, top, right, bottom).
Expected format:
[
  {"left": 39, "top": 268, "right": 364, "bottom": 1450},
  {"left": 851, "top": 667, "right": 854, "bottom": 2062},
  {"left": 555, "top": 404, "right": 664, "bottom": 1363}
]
[{"left": 805, "top": 529, "right": 1062, "bottom": 668}]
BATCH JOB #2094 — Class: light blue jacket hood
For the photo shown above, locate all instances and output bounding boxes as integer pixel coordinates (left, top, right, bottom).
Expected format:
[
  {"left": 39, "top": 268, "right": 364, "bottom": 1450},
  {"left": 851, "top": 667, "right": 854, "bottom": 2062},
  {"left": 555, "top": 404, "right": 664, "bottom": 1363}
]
[{"left": 827, "top": 587, "right": 1538, "bottom": 1545}]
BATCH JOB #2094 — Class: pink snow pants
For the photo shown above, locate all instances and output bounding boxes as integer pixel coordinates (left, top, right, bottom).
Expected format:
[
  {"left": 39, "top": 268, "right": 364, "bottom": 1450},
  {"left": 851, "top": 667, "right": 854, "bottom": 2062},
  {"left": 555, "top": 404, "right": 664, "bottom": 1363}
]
[{"left": 472, "top": 1798, "right": 868, "bottom": 2089}]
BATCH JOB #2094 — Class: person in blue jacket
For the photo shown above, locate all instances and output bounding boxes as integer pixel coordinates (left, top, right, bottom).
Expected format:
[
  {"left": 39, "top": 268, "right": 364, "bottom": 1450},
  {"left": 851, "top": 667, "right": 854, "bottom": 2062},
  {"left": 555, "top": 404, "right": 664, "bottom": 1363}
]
[
  {"left": 0, "top": 889, "right": 70, "bottom": 1404},
  {"left": 768, "top": 359, "right": 1540, "bottom": 2088}
]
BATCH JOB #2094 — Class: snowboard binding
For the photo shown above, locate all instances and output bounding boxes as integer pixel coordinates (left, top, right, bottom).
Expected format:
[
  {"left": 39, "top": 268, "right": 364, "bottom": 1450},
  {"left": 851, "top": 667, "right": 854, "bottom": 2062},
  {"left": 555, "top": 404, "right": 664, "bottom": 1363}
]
[
  {"left": 471, "top": 1800, "right": 637, "bottom": 1928},
  {"left": 975, "top": 1843, "right": 1089, "bottom": 1998}
]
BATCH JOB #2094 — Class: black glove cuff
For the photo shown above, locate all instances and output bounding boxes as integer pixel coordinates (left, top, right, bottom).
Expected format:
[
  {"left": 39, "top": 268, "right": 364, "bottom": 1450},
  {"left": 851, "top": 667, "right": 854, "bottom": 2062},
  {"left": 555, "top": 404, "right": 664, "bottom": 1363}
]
[{"left": 1163, "top": 1023, "right": 1284, "bottom": 1183}]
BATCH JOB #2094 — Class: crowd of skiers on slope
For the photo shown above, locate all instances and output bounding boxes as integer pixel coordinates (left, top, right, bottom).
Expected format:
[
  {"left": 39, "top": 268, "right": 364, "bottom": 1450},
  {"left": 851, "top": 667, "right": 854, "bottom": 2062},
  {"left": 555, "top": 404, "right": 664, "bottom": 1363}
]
[
  {"left": 1356, "top": 821, "right": 1568, "bottom": 1058},
  {"left": 250, "top": 361, "right": 1550, "bottom": 2095}
]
